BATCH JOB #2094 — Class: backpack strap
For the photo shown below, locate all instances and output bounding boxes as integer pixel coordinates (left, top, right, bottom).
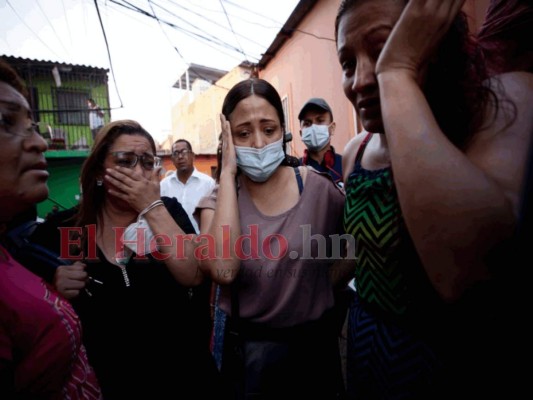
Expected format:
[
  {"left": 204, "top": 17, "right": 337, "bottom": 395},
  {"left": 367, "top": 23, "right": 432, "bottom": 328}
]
[
  {"left": 293, "top": 167, "right": 304, "bottom": 195},
  {"left": 5, "top": 220, "right": 38, "bottom": 247}
]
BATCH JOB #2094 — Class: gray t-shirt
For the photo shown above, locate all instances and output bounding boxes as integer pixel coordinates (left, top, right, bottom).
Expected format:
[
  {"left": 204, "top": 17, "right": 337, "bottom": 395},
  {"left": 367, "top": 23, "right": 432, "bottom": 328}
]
[{"left": 198, "top": 168, "right": 345, "bottom": 328}]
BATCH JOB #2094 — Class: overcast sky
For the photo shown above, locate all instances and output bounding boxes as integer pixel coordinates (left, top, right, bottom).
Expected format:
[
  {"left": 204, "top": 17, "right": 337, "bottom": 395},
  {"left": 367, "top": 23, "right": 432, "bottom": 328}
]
[{"left": 0, "top": 0, "right": 299, "bottom": 143}]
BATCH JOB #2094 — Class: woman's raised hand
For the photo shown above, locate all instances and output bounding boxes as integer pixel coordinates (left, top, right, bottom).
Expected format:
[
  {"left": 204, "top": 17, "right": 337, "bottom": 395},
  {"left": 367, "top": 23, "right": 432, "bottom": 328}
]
[
  {"left": 219, "top": 113, "right": 238, "bottom": 178},
  {"left": 105, "top": 165, "right": 161, "bottom": 213},
  {"left": 376, "top": 0, "right": 466, "bottom": 81}
]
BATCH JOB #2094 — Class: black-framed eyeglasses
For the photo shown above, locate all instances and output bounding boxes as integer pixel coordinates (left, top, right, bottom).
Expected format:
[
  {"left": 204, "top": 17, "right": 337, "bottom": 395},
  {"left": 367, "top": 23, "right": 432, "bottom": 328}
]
[
  {"left": 172, "top": 149, "right": 192, "bottom": 158},
  {"left": 110, "top": 151, "right": 161, "bottom": 170},
  {"left": 0, "top": 100, "right": 40, "bottom": 138}
]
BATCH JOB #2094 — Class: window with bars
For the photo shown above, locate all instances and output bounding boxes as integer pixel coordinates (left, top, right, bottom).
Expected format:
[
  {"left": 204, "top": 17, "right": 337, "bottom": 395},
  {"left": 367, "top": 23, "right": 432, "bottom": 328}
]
[
  {"left": 54, "top": 88, "right": 90, "bottom": 125},
  {"left": 28, "top": 86, "right": 40, "bottom": 123}
]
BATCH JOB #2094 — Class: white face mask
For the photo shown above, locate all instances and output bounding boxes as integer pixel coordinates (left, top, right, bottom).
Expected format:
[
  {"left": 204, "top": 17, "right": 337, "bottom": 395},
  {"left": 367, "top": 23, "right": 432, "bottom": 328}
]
[
  {"left": 301, "top": 124, "right": 330, "bottom": 151},
  {"left": 234, "top": 137, "right": 285, "bottom": 182},
  {"left": 117, "top": 217, "right": 156, "bottom": 263}
]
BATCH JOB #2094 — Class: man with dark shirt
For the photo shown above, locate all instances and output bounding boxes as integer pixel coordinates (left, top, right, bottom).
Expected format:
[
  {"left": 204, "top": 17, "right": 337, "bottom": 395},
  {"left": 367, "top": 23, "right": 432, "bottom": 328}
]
[{"left": 298, "top": 98, "right": 343, "bottom": 186}]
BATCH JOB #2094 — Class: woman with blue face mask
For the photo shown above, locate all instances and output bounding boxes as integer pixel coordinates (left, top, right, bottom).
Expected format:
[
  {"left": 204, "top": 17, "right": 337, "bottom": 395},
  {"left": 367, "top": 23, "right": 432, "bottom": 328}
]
[{"left": 198, "top": 78, "right": 348, "bottom": 399}]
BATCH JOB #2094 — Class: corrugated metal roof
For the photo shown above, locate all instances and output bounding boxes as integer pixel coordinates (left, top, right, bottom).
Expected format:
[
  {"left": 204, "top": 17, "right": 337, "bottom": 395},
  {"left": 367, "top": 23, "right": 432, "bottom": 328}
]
[
  {"left": 0, "top": 55, "right": 109, "bottom": 72},
  {"left": 172, "top": 61, "right": 254, "bottom": 89},
  {"left": 173, "top": 63, "right": 228, "bottom": 88}
]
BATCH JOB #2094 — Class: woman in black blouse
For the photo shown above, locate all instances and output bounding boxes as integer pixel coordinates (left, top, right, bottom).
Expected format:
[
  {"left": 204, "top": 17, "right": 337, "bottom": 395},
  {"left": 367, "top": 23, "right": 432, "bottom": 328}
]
[{"left": 43, "top": 120, "right": 223, "bottom": 399}]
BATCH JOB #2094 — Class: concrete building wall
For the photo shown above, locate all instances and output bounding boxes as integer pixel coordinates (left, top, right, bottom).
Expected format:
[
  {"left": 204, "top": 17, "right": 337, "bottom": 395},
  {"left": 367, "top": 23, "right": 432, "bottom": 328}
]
[
  {"left": 170, "top": 65, "right": 253, "bottom": 156},
  {"left": 259, "top": 0, "right": 352, "bottom": 159}
]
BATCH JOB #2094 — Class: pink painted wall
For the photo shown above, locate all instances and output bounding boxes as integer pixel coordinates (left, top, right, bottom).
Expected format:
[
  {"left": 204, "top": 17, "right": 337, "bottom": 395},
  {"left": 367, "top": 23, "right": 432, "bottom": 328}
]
[
  {"left": 258, "top": 0, "right": 491, "bottom": 159},
  {"left": 259, "top": 0, "right": 354, "bottom": 160}
]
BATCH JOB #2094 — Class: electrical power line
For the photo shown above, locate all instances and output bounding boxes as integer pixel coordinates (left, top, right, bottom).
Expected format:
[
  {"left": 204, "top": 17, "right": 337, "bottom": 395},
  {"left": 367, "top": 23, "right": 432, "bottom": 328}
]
[
  {"left": 147, "top": 0, "right": 186, "bottom": 61},
  {"left": 147, "top": 0, "right": 231, "bottom": 91},
  {"left": 93, "top": 0, "right": 124, "bottom": 107},
  {"left": 290, "top": 28, "right": 335, "bottom": 42},
  {"left": 175, "top": 0, "right": 225, "bottom": 15},
  {"left": 109, "top": 0, "right": 256, "bottom": 61},
  {"left": 157, "top": 0, "right": 266, "bottom": 49},
  {"left": 218, "top": 0, "right": 247, "bottom": 61},
  {"left": 60, "top": 0, "right": 74, "bottom": 48},
  {"left": 0, "top": 36, "right": 15, "bottom": 55},
  {"left": 223, "top": 0, "right": 335, "bottom": 42},
  {"left": 36, "top": 0, "right": 72, "bottom": 60},
  {"left": 222, "top": 0, "right": 284, "bottom": 25},
  {"left": 6, "top": 0, "right": 64, "bottom": 60},
  {"left": 140, "top": 0, "right": 253, "bottom": 56},
  {"left": 105, "top": 0, "right": 156, "bottom": 28}
]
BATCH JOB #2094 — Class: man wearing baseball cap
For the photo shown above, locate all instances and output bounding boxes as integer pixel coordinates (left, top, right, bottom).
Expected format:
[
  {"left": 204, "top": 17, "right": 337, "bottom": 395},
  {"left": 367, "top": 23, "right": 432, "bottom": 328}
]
[{"left": 298, "top": 97, "right": 343, "bottom": 186}]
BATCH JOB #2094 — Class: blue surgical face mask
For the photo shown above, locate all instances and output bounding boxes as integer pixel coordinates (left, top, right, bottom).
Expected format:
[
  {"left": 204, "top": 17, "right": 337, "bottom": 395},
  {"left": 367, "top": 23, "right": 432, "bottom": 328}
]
[
  {"left": 301, "top": 124, "right": 330, "bottom": 151},
  {"left": 234, "top": 137, "right": 285, "bottom": 182}
]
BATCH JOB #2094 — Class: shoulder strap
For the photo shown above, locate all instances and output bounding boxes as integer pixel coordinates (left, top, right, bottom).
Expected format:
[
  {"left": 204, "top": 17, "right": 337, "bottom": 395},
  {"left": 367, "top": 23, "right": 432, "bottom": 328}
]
[
  {"left": 326, "top": 167, "right": 343, "bottom": 183},
  {"left": 5, "top": 220, "right": 68, "bottom": 283},
  {"left": 5, "top": 220, "right": 38, "bottom": 247},
  {"left": 293, "top": 167, "right": 304, "bottom": 195},
  {"left": 354, "top": 132, "right": 373, "bottom": 166}
]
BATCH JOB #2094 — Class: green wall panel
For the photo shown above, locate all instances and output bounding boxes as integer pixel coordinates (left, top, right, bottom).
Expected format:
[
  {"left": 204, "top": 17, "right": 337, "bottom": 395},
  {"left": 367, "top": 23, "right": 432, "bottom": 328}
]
[{"left": 37, "top": 158, "right": 85, "bottom": 218}]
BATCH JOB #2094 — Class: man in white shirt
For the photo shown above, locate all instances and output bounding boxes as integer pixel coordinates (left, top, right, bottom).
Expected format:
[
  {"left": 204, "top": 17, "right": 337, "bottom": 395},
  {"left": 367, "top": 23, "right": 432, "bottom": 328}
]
[
  {"left": 160, "top": 139, "right": 215, "bottom": 234},
  {"left": 87, "top": 98, "right": 104, "bottom": 141},
  {"left": 161, "top": 139, "right": 216, "bottom": 353}
]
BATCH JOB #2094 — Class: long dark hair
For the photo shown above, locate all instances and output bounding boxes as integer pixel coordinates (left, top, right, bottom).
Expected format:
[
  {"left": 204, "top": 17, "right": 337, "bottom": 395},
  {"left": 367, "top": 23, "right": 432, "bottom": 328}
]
[
  {"left": 478, "top": 0, "right": 533, "bottom": 75},
  {"left": 222, "top": 78, "right": 293, "bottom": 165},
  {"left": 335, "top": 0, "right": 497, "bottom": 149},
  {"left": 76, "top": 119, "right": 156, "bottom": 229}
]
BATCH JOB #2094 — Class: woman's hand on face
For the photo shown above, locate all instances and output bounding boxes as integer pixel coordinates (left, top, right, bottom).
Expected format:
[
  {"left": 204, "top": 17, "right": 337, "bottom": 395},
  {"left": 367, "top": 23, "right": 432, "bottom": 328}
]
[
  {"left": 104, "top": 165, "right": 161, "bottom": 213},
  {"left": 220, "top": 114, "right": 238, "bottom": 178},
  {"left": 376, "top": 0, "right": 465, "bottom": 80}
]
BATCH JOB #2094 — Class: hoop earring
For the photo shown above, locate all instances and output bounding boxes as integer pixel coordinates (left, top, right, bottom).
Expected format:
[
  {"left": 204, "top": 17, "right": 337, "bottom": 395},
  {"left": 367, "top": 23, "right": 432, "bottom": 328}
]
[{"left": 96, "top": 179, "right": 103, "bottom": 186}]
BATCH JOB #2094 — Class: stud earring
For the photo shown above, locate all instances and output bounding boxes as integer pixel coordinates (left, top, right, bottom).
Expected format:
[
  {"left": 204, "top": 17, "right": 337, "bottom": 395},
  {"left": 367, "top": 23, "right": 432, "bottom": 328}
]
[{"left": 96, "top": 179, "right": 103, "bottom": 186}]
